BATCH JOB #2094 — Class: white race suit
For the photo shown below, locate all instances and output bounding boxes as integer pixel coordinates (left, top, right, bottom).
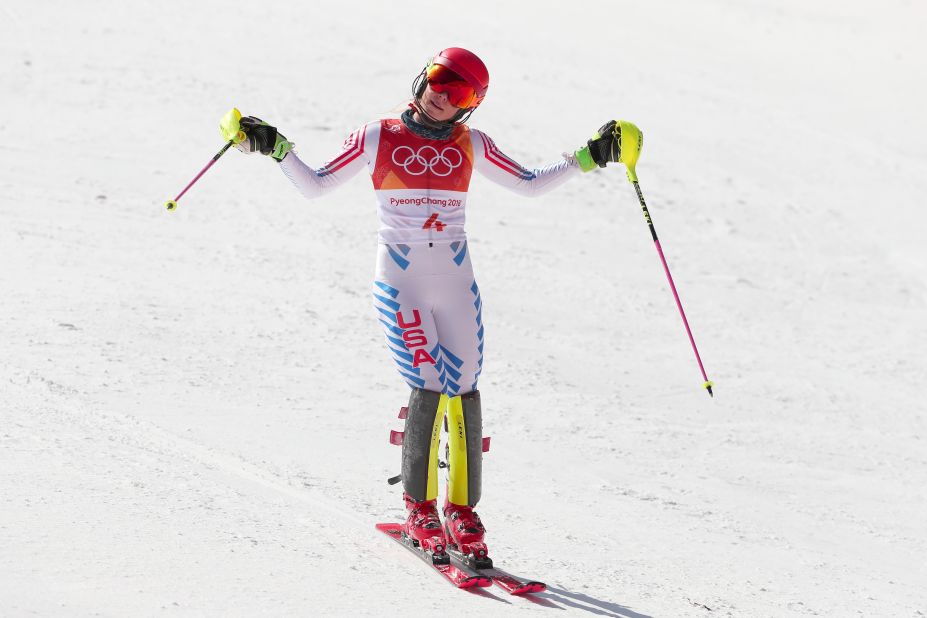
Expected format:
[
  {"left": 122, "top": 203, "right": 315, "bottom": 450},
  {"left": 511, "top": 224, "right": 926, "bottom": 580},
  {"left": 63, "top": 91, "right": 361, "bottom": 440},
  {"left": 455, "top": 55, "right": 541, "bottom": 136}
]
[{"left": 278, "top": 115, "right": 580, "bottom": 395}]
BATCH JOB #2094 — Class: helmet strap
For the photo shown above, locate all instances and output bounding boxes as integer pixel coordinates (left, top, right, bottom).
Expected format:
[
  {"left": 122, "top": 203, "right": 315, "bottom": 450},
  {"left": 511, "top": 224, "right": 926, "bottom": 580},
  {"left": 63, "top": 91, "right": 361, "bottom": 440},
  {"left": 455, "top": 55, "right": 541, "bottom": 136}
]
[
  {"left": 412, "top": 68, "right": 428, "bottom": 100},
  {"left": 453, "top": 108, "right": 475, "bottom": 124}
]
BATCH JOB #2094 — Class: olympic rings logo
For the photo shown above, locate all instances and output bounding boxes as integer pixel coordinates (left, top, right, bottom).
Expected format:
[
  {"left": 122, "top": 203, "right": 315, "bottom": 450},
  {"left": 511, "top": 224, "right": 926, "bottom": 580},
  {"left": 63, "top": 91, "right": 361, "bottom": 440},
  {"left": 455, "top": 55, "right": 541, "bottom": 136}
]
[{"left": 391, "top": 145, "right": 463, "bottom": 177}]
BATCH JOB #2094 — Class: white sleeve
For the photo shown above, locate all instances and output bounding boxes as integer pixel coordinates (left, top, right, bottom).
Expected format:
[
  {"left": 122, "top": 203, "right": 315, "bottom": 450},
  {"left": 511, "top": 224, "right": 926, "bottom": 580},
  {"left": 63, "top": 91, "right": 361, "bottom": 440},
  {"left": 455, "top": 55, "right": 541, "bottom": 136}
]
[
  {"left": 470, "top": 129, "right": 580, "bottom": 198},
  {"left": 278, "top": 122, "right": 379, "bottom": 200}
]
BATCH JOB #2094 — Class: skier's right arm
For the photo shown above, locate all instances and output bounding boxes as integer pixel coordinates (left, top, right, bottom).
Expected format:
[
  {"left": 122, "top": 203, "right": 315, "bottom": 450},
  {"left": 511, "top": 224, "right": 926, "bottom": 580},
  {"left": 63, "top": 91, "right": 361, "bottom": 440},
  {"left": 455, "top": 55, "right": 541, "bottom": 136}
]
[
  {"left": 227, "top": 113, "right": 375, "bottom": 200},
  {"left": 278, "top": 123, "right": 375, "bottom": 200}
]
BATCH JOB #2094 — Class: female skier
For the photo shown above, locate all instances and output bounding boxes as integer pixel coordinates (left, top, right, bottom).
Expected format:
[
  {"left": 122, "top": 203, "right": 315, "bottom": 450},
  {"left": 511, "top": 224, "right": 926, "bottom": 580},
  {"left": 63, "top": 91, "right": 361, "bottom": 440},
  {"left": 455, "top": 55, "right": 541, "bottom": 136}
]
[{"left": 227, "top": 47, "right": 627, "bottom": 561}]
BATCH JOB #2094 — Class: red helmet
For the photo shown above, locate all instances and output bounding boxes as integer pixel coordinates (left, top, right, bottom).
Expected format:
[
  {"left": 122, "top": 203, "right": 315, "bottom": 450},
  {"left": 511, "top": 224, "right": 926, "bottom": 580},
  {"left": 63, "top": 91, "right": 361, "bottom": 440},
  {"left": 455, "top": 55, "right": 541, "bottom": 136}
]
[
  {"left": 413, "top": 48, "right": 490, "bottom": 120},
  {"left": 430, "top": 47, "right": 489, "bottom": 106}
]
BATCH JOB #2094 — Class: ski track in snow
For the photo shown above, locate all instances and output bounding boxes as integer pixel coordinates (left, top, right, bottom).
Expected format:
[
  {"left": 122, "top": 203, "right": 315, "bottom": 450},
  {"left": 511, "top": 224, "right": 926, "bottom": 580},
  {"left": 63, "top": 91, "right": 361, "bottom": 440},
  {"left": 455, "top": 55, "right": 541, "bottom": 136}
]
[{"left": 2, "top": 0, "right": 927, "bottom": 616}]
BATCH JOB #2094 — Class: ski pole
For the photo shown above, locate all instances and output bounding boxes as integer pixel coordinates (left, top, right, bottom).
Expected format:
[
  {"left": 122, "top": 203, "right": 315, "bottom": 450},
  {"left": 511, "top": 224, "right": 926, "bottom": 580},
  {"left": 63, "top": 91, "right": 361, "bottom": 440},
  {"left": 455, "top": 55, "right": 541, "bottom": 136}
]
[
  {"left": 616, "top": 121, "right": 714, "bottom": 397},
  {"left": 164, "top": 108, "right": 246, "bottom": 211},
  {"left": 164, "top": 140, "right": 234, "bottom": 211}
]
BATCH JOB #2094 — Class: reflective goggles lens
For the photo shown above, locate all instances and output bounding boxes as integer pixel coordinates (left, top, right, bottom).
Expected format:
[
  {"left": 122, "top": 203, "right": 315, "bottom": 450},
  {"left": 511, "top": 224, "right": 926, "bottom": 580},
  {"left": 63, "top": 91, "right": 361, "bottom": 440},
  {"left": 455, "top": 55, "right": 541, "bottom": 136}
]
[{"left": 425, "top": 64, "right": 482, "bottom": 109}]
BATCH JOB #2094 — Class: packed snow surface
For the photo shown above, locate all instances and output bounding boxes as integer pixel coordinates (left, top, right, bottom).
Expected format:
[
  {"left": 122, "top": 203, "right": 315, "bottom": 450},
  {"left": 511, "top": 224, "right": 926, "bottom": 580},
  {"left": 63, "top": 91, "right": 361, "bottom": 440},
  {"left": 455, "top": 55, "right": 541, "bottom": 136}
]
[{"left": 2, "top": 1, "right": 925, "bottom": 616}]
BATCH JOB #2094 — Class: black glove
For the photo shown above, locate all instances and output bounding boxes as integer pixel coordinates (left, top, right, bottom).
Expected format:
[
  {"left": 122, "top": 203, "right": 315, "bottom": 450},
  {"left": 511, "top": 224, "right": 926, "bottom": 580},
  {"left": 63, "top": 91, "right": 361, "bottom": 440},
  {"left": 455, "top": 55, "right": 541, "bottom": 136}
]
[
  {"left": 236, "top": 116, "right": 294, "bottom": 161},
  {"left": 586, "top": 120, "right": 621, "bottom": 168}
]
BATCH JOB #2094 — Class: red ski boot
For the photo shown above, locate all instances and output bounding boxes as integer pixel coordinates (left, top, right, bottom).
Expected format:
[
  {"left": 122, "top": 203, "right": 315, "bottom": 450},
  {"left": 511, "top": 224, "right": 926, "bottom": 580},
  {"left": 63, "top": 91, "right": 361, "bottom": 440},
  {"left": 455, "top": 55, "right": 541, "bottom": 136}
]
[
  {"left": 443, "top": 500, "right": 491, "bottom": 568},
  {"left": 402, "top": 493, "right": 447, "bottom": 555}
]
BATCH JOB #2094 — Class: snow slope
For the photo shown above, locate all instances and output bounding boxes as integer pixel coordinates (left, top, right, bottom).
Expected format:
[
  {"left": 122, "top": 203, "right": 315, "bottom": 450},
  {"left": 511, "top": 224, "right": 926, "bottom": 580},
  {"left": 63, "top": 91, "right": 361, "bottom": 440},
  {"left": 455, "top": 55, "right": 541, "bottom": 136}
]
[{"left": 1, "top": 1, "right": 925, "bottom": 615}]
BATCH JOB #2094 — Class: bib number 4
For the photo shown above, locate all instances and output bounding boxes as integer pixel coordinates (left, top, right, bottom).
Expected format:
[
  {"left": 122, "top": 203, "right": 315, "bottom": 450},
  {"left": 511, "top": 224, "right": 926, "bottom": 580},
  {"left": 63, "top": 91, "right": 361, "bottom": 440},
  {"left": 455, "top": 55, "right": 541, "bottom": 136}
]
[{"left": 422, "top": 213, "right": 446, "bottom": 232}]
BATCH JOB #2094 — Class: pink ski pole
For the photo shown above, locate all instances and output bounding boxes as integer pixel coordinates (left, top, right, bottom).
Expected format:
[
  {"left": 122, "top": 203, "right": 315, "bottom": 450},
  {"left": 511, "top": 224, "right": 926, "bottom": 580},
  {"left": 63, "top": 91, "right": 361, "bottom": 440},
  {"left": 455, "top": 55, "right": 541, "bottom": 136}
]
[
  {"left": 631, "top": 181, "right": 714, "bottom": 396},
  {"left": 616, "top": 121, "right": 714, "bottom": 397},
  {"left": 164, "top": 139, "right": 234, "bottom": 211}
]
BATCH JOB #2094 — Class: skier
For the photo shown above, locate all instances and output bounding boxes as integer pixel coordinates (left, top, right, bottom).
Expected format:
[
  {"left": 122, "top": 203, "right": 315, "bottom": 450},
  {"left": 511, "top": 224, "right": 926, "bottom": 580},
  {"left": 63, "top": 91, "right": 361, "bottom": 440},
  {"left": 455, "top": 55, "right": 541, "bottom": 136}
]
[{"left": 228, "top": 47, "right": 626, "bottom": 560}]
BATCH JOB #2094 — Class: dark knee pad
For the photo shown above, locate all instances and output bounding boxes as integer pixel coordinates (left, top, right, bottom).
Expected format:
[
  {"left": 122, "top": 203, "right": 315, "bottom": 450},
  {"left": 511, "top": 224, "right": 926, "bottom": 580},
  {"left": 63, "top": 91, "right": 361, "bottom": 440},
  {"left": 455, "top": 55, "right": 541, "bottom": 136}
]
[
  {"left": 401, "top": 388, "right": 445, "bottom": 501},
  {"left": 447, "top": 390, "right": 482, "bottom": 507}
]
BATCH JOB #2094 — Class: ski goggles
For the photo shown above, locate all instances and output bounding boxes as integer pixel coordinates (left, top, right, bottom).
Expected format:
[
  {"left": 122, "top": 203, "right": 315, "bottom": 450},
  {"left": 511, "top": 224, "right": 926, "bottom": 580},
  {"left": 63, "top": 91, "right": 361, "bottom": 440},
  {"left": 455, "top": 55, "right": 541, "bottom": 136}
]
[{"left": 426, "top": 64, "right": 484, "bottom": 109}]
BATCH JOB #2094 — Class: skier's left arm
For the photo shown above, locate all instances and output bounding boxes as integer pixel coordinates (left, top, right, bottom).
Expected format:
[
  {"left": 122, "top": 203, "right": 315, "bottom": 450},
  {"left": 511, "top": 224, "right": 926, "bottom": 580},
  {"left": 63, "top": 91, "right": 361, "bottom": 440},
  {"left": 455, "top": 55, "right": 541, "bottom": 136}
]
[
  {"left": 470, "top": 130, "right": 581, "bottom": 197},
  {"left": 470, "top": 120, "right": 632, "bottom": 197}
]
